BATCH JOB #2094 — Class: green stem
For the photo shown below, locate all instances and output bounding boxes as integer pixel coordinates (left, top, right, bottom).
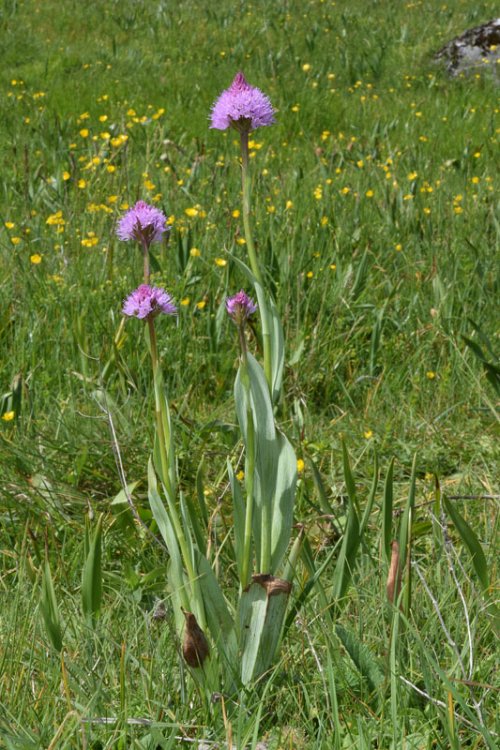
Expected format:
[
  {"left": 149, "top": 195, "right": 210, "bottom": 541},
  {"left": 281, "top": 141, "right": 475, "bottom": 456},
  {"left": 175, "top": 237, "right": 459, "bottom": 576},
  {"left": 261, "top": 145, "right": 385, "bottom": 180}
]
[
  {"left": 106, "top": 243, "right": 114, "bottom": 283},
  {"left": 147, "top": 317, "right": 197, "bottom": 600},
  {"left": 240, "top": 131, "right": 264, "bottom": 287},
  {"left": 148, "top": 317, "right": 171, "bottom": 496},
  {"left": 260, "top": 486, "right": 271, "bottom": 574},
  {"left": 240, "top": 129, "right": 273, "bottom": 394},
  {"left": 240, "top": 343, "right": 255, "bottom": 589},
  {"left": 141, "top": 237, "right": 150, "bottom": 284}
]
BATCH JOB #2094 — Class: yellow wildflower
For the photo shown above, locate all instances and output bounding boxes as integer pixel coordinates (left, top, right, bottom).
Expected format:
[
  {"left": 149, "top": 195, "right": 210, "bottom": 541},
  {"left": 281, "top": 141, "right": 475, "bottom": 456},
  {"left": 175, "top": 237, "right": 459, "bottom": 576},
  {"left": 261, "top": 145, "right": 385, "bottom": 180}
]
[{"left": 46, "top": 210, "right": 65, "bottom": 226}]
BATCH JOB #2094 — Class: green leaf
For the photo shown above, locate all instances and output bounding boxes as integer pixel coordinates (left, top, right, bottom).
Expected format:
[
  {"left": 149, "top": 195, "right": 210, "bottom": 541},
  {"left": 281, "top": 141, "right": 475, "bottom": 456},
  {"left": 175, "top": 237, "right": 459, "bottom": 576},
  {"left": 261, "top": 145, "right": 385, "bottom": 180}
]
[
  {"left": 382, "top": 457, "right": 395, "bottom": 563},
  {"left": 270, "top": 431, "right": 297, "bottom": 572},
  {"left": 239, "top": 576, "right": 291, "bottom": 684},
  {"left": 179, "top": 493, "right": 196, "bottom": 580},
  {"left": 331, "top": 493, "right": 360, "bottom": 605},
  {"left": 91, "top": 387, "right": 130, "bottom": 433},
  {"left": 193, "top": 550, "right": 238, "bottom": 685},
  {"left": 81, "top": 514, "right": 103, "bottom": 623},
  {"left": 235, "top": 353, "right": 297, "bottom": 573},
  {"left": 369, "top": 305, "right": 386, "bottom": 376},
  {"left": 360, "top": 451, "right": 378, "bottom": 538},
  {"left": 195, "top": 458, "right": 209, "bottom": 528},
  {"left": 284, "top": 541, "right": 339, "bottom": 635},
  {"left": 110, "top": 481, "right": 140, "bottom": 506},
  {"left": 443, "top": 498, "right": 489, "bottom": 591},
  {"left": 342, "top": 440, "right": 359, "bottom": 514},
  {"left": 148, "top": 459, "right": 183, "bottom": 591},
  {"left": 227, "top": 461, "right": 246, "bottom": 580},
  {"left": 235, "top": 352, "right": 275, "bottom": 442},
  {"left": 227, "top": 252, "right": 284, "bottom": 402},
  {"left": 398, "top": 453, "right": 416, "bottom": 571},
  {"left": 109, "top": 481, "right": 140, "bottom": 531},
  {"left": 308, "top": 457, "right": 335, "bottom": 516},
  {"left": 329, "top": 442, "right": 362, "bottom": 605},
  {"left": 183, "top": 491, "right": 206, "bottom": 554},
  {"left": 41, "top": 559, "right": 63, "bottom": 652},
  {"left": 268, "top": 296, "right": 285, "bottom": 403},
  {"left": 335, "top": 624, "right": 384, "bottom": 701},
  {"left": 462, "top": 334, "right": 500, "bottom": 395},
  {"left": 398, "top": 453, "right": 417, "bottom": 616},
  {"left": 350, "top": 248, "right": 369, "bottom": 300}
]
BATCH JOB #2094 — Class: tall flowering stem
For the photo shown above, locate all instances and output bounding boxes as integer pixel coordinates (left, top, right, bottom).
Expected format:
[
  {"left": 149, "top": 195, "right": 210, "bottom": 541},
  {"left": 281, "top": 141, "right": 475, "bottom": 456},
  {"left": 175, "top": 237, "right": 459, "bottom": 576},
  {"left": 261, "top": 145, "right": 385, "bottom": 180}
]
[
  {"left": 239, "top": 130, "right": 273, "bottom": 392},
  {"left": 227, "top": 291, "right": 258, "bottom": 587},
  {"left": 146, "top": 316, "right": 172, "bottom": 496},
  {"left": 145, "top": 315, "right": 197, "bottom": 611},
  {"left": 239, "top": 349, "right": 256, "bottom": 588},
  {"left": 121, "top": 269, "right": 199, "bottom": 615},
  {"left": 211, "top": 72, "right": 276, "bottom": 395},
  {"left": 118, "top": 203, "right": 173, "bottom": 491},
  {"left": 127, "top": 289, "right": 199, "bottom": 613}
]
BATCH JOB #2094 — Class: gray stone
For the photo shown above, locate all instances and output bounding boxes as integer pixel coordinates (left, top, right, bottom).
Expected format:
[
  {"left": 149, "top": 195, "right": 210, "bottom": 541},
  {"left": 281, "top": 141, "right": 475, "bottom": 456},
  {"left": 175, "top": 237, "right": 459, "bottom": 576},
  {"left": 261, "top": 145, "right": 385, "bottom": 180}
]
[{"left": 433, "top": 18, "right": 500, "bottom": 77}]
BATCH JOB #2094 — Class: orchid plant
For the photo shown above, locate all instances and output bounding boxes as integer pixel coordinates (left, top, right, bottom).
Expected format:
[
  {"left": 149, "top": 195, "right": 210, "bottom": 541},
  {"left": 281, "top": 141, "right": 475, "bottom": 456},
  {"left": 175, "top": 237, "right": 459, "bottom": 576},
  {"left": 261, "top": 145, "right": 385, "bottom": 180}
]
[{"left": 116, "top": 74, "right": 300, "bottom": 695}]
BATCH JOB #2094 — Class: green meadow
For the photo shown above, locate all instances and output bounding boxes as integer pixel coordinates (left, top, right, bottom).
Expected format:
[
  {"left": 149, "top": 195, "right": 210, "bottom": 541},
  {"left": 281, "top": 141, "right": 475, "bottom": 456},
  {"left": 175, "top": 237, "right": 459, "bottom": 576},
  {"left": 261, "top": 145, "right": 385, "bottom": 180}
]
[{"left": 1, "top": 0, "right": 498, "bottom": 747}]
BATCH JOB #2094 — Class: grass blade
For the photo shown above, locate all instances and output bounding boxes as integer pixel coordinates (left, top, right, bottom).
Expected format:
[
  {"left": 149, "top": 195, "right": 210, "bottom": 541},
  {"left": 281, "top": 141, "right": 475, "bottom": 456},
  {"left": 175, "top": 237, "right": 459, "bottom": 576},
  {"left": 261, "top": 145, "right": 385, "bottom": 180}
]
[
  {"left": 40, "top": 558, "right": 63, "bottom": 653},
  {"left": 81, "top": 513, "right": 103, "bottom": 624},
  {"left": 443, "top": 497, "right": 489, "bottom": 592},
  {"left": 382, "top": 457, "right": 394, "bottom": 564}
]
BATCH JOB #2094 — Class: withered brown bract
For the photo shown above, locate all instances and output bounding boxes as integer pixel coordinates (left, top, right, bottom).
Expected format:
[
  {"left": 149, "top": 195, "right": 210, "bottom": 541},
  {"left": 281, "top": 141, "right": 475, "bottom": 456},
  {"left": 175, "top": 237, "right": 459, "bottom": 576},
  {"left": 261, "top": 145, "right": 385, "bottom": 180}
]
[
  {"left": 386, "top": 540, "right": 402, "bottom": 605},
  {"left": 182, "top": 609, "right": 210, "bottom": 668}
]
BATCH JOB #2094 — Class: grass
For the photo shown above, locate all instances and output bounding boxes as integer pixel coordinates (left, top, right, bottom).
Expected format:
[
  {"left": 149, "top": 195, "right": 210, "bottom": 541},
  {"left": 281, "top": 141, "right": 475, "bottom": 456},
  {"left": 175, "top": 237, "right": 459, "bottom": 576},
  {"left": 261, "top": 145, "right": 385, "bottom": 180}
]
[{"left": 1, "top": 0, "right": 499, "bottom": 747}]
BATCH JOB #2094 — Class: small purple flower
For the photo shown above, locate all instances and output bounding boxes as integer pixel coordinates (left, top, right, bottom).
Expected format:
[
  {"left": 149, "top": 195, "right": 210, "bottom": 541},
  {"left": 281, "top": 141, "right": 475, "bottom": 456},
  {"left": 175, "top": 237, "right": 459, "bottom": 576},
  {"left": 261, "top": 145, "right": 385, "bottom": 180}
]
[
  {"left": 210, "top": 72, "right": 275, "bottom": 132},
  {"left": 226, "top": 290, "right": 257, "bottom": 325},
  {"left": 117, "top": 201, "right": 169, "bottom": 246},
  {"left": 123, "top": 284, "right": 177, "bottom": 320}
]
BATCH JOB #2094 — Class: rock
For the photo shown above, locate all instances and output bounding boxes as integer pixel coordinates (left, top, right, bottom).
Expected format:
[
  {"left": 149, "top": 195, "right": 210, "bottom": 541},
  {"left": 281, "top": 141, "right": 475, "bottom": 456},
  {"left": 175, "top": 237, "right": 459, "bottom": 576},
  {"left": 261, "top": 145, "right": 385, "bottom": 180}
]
[{"left": 433, "top": 18, "right": 500, "bottom": 76}]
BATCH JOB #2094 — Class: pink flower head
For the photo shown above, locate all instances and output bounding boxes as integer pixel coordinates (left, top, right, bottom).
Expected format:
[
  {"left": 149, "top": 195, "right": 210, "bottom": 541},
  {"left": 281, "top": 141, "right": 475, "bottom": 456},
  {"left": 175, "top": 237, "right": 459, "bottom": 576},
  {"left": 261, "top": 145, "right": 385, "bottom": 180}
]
[
  {"left": 210, "top": 72, "right": 275, "bottom": 132},
  {"left": 117, "top": 201, "right": 169, "bottom": 247},
  {"left": 123, "top": 284, "right": 177, "bottom": 320},
  {"left": 226, "top": 290, "right": 257, "bottom": 325}
]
